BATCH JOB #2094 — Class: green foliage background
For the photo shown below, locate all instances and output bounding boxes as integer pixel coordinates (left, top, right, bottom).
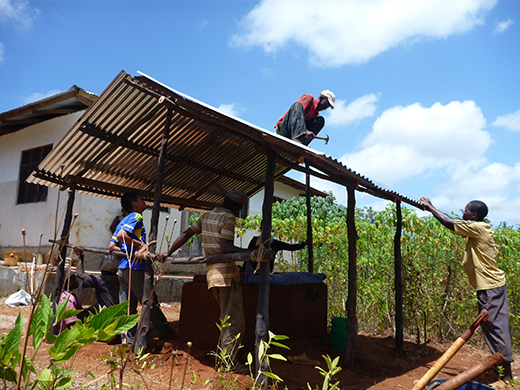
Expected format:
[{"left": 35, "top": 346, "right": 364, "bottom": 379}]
[{"left": 237, "top": 194, "right": 520, "bottom": 349}]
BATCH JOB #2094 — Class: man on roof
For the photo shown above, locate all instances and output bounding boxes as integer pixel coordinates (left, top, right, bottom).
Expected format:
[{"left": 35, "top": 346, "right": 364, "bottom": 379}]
[{"left": 275, "top": 90, "right": 335, "bottom": 145}]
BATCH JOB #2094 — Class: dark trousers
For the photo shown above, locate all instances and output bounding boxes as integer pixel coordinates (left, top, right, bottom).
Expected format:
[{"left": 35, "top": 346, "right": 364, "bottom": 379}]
[
  {"left": 211, "top": 279, "right": 245, "bottom": 362},
  {"left": 118, "top": 266, "right": 171, "bottom": 352},
  {"left": 276, "top": 102, "right": 325, "bottom": 145},
  {"left": 477, "top": 285, "right": 513, "bottom": 362}
]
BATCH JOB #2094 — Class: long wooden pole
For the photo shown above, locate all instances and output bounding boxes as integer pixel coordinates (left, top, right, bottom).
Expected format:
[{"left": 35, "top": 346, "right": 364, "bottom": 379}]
[
  {"left": 394, "top": 200, "right": 404, "bottom": 349},
  {"left": 411, "top": 310, "right": 489, "bottom": 390},
  {"left": 434, "top": 353, "right": 504, "bottom": 390},
  {"left": 305, "top": 163, "right": 314, "bottom": 273},
  {"left": 344, "top": 186, "right": 358, "bottom": 364},
  {"left": 49, "top": 184, "right": 76, "bottom": 335},
  {"left": 149, "top": 108, "right": 172, "bottom": 253},
  {"left": 49, "top": 240, "right": 275, "bottom": 265},
  {"left": 256, "top": 149, "right": 276, "bottom": 389}
]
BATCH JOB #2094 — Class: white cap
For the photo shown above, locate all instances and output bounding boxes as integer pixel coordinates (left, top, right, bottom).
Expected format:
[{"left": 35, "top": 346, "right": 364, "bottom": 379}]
[{"left": 320, "top": 90, "right": 335, "bottom": 109}]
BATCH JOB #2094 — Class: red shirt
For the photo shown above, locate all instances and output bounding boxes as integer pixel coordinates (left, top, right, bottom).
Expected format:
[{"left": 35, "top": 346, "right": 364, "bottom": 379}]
[{"left": 275, "top": 94, "right": 319, "bottom": 128}]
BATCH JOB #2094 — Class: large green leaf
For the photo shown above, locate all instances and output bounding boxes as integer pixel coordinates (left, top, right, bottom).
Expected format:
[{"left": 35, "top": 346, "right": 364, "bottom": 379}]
[
  {"left": 87, "top": 301, "right": 128, "bottom": 330},
  {"left": 1, "top": 313, "right": 23, "bottom": 362},
  {"left": 49, "top": 326, "right": 80, "bottom": 356},
  {"left": 37, "top": 367, "right": 54, "bottom": 389}
]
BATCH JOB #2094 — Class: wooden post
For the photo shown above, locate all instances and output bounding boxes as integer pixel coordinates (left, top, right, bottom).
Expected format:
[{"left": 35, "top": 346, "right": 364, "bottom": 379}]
[
  {"left": 50, "top": 184, "right": 76, "bottom": 335},
  {"left": 149, "top": 109, "right": 172, "bottom": 253},
  {"left": 394, "top": 200, "right": 404, "bottom": 349},
  {"left": 305, "top": 163, "right": 314, "bottom": 273},
  {"left": 256, "top": 149, "right": 276, "bottom": 389},
  {"left": 344, "top": 186, "right": 358, "bottom": 364}
]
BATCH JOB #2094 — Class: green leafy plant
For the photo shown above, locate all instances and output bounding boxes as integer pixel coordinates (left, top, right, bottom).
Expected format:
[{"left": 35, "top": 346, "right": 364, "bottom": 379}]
[
  {"left": 0, "top": 297, "right": 139, "bottom": 389},
  {"left": 210, "top": 315, "right": 243, "bottom": 374},
  {"left": 307, "top": 355, "right": 341, "bottom": 390},
  {"left": 246, "top": 331, "right": 289, "bottom": 389}
]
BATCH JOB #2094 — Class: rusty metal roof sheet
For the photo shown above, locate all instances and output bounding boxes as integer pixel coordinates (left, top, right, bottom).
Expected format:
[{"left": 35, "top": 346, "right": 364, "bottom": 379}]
[
  {"left": 0, "top": 86, "right": 98, "bottom": 136},
  {"left": 27, "top": 70, "right": 422, "bottom": 211}
]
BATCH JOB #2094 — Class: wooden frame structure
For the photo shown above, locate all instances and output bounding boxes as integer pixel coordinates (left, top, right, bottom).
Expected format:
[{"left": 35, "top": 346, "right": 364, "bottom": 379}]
[{"left": 27, "top": 71, "right": 423, "bottom": 378}]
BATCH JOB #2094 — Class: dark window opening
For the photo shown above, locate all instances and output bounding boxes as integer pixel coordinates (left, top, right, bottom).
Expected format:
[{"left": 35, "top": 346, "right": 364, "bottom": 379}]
[
  {"left": 238, "top": 200, "right": 249, "bottom": 219},
  {"left": 17, "top": 144, "right": 53, "bottom": 204}
]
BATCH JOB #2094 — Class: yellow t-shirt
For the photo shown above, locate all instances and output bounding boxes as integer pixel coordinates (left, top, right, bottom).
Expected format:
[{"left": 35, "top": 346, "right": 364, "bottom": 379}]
[
  {"left": 191, "top": 207, "right": 239, "bottom": 289},
  {"left": 453, "top": 220, "right": 505, "bottom": 291}
]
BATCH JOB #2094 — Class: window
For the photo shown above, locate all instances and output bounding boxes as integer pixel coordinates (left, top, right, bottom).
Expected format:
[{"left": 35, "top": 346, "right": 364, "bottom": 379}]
[{"left": 17, "top": 144, "right": 53, "bottom": 204}]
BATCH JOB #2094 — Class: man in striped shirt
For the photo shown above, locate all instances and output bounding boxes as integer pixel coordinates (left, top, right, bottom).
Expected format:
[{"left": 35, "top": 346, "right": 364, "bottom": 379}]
[{"left": 161, "top": 189, "right": 249, "bottom": 365}]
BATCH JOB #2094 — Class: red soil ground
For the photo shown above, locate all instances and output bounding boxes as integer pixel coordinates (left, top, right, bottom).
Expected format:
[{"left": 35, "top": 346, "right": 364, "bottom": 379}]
[{"left": 1, "top": 300, "right": 518, "bottom": 389}]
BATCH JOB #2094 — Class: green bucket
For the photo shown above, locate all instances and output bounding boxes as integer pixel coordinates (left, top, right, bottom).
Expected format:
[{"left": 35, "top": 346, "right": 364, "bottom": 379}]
[{"left": 329, "top": 317, "right": 347, "bottom": 351}]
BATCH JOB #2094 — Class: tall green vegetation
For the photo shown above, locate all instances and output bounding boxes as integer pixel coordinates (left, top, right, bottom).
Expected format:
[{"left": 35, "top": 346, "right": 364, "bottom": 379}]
[{"left": 237, "top": 194, "right": 520, "bottom": 348}]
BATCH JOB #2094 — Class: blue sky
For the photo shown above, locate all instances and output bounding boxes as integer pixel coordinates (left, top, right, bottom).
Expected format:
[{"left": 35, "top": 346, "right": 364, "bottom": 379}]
[{"left": 1, "top": 0, "right": 520, "bottom": 225}]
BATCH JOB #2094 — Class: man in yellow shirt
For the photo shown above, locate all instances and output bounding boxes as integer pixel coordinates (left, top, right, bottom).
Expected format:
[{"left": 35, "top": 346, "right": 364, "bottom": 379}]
[{"left": 420, "top": 198, "right": 513, "bottom": 383}]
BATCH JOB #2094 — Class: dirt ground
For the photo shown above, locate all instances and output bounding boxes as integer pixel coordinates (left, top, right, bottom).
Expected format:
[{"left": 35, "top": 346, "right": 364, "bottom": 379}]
[{"left": 1, "top": 300, "right": 518, "bottom": 390}]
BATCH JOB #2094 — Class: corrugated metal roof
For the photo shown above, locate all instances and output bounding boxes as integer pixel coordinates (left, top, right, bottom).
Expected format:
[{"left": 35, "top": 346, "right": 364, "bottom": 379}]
[
  {"left": 27, "top": 70, "right": 422, "bottom": 211},
  {"left": 0, "top": 86, "right": 98, "bottom": 136}
]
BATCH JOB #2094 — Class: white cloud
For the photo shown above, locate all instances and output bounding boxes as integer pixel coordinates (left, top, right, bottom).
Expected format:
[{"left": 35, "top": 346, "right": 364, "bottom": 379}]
[
  {"left": 217, "top": 103, "right": 241, "bottom": 117},
  {"left": 308, "top": 175, "right": 346, "bottom": 205},
  {"left": 326, "top": 93, "right": 380, "bottom": 127},
  {"left": 492, "top": 109, "right": 520, "bottom": 132},
  {"left": 0, "top": 0, "right": 40, "bottom": 30},
  {"left": 340, "top": 100, "right": 490, "bottom": 186},
  {"left": 0, "top": 43, "right": 4, "bottom": 64},
  {"left": 231, "top": 0, "right": 497, "bottom": 67},
  {"left": 430, "top": 161, "right": 520, "bottom": 224},
  {"left": 22, "top": 89, "right": 62, "bottom": 105},
  {"left": 493, "top": 18, "right": 514, "bottom": 34}
]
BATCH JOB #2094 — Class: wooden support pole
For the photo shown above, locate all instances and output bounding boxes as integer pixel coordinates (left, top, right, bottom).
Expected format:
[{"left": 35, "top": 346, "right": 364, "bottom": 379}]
[
  {"left": 344, "top": 186, "right": 358, "bottom": 364},
  {"left": 305, "top": 163, "right": 314, "bottom": 273},
  {"left": 50, "top": 184, "right": 76, "bottom": 335},
  {"left": 256, "top": 148, "right": 276, "bottom": 389},
  {"left": 48, "top": 240, "right": 275, "bottom": 265},
  {"left": 395, "top": 200, "right": 404, "bottom": 349},
  {"left": 149, "top": 109, "right": 172, "bottom": 253}
]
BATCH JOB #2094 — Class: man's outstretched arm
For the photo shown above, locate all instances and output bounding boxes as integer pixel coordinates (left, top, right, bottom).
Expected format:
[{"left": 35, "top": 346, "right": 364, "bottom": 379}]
[
  {"left": 159, "top": 227, "right": 197, "bottom": 260},
  {"left": 420, "top": 197, "right": 455, "bottom": 231}
]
